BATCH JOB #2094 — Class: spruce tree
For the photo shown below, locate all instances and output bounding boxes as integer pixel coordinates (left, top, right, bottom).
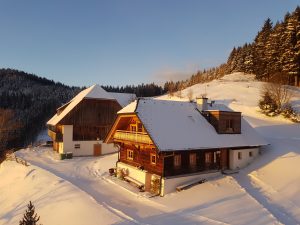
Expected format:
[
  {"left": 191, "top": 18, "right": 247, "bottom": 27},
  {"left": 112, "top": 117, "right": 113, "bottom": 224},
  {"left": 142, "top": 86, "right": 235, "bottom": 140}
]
[
  {"left": 19, "top": 201, "right": 41, "bottom": 225},
  {"left": 293, "top": 6, "right": 300, "bottom": 86},
  {"left": 226, "top": 47, "right": 237, "bottom": 73},
  {"left": 281, "top": 12, "right": 299, "bottom": 84},
  {"left": 242, "top": 43, "right": 255, "bottom": 74},
  {"left": 265, "top": 22, "right": 285, "bottom": 76},
  {"left": 253, "top": 18, "right": 273, "bottom": 80}
]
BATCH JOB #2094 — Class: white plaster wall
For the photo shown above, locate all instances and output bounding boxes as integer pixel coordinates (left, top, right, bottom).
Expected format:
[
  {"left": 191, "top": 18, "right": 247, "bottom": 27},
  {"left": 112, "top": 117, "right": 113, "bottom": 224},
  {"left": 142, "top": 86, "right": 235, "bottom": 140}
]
[
  {"left": 229, "top": 148, "right": 259, "bottom": 170},
  {"left": 61, "top": 125, "right": 117, "bottom": 156},
  {"left": 117, "top": 162, "right": 146, "bottom": 184},
  {"left": 117, "top": 162, "right": 220, "bottom": 196},
  {"left": 62, "top": 125, "right": 73, "bottom": 153},
  {"left": 161, "top": 172, "right": 220, "bottom": 196}
]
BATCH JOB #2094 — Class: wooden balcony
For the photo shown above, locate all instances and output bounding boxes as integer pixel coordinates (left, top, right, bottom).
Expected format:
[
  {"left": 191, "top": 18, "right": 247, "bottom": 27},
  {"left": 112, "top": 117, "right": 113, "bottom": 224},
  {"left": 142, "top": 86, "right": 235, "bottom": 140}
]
[
  {"left": 113, "top": 130, "right": 153, "bottom": 145},
  {"left": 48, "top": 129, "right": 63, "bottom": 142}
]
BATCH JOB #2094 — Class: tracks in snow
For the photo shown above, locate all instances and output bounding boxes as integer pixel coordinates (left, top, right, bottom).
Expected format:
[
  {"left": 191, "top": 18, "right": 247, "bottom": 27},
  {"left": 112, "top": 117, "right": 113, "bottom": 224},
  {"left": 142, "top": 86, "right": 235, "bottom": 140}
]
[
  {"left": 22, "top": 155, "right": 232, "bottom": 225},
  {"left": 234, "top": 171, "right": 299, "bottom": 225},
  {"left": 21, "top": 158, "right": 146, "bottom": 225}
]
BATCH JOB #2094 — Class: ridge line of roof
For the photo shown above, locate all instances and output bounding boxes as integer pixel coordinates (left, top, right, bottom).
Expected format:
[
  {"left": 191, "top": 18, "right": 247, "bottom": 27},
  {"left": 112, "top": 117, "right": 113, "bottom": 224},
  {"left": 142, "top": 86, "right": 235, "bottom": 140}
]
[{"left": 134, "top": 98, "right": 141, "bottom": 113}]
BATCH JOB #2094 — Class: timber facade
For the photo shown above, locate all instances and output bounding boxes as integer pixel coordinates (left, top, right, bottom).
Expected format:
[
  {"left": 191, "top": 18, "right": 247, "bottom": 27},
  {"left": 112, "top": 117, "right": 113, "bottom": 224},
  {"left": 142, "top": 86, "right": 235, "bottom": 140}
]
[
  {"left": 105, "top": 98, "right": 267, "bottom": 196},
  {"left": 47, "top": 84, "right": 136, "bottom": 157},
  {"left": 203, "top": 111, "right": 242, "bottom": 134}
]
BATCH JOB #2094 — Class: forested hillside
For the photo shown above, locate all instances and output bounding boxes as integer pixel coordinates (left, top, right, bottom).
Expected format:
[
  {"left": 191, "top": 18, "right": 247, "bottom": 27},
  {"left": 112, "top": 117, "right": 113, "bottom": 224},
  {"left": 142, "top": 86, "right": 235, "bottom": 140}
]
[
  {"left": 226, "top": 6, "right": 300, "bottom": 84},
  {"left": 165, "top": 6, "right": 300, "bottom": 94},
  {"left": 1, "top": 6, "right": 299, "bottom": 153},
  {"left": 0, "top": 69, "right": 80, "bottom": 152},
  {"left": 0, "top": 69, "right": 166, "bottom": 155},
  {"left": 102, "top": 83, "right": 165, "bottom": 97}
]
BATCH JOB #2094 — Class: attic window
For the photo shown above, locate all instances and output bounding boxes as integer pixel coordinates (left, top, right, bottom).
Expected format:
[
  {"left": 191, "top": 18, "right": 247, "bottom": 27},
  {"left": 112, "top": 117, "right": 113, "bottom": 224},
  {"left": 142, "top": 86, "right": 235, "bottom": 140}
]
[
  {"left": 130, "top": 124, "right": 137, "bottom": 132},
  {"left": 137, "top": 122, "right": 143, "bottom": 132}
]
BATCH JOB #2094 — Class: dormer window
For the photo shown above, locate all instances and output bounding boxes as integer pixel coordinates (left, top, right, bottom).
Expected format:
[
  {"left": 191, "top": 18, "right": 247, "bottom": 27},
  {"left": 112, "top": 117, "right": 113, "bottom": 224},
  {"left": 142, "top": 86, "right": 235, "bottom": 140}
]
[
  {"left": 205, "top": 111, "right": 241, "bottom": 134},
  {"left": 226, "top": 119, "right": 234, "bottom": 132}
]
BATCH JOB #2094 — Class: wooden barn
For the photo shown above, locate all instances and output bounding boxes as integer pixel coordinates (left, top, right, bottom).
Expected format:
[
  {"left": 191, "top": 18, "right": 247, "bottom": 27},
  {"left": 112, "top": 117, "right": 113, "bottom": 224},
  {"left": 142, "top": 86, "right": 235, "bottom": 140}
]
[
  {"left": 47, "top": 84, "right": 136, "bottom": 157},
  {"left": 105, "top": 97, "right": 268, "bottom": 196}
]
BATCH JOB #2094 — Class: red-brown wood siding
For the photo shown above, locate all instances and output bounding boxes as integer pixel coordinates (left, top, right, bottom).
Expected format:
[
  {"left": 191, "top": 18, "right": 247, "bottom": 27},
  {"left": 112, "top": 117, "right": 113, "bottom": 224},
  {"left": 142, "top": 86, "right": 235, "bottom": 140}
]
[
  {"left": 207, "top": 111, "right": 241, "bottom": 134},
  {"left": 119, "top": 144, "right": 163, "bottom": 176},
  {"left": 60, "top": 98, "right": 121, "bottom": 141}
]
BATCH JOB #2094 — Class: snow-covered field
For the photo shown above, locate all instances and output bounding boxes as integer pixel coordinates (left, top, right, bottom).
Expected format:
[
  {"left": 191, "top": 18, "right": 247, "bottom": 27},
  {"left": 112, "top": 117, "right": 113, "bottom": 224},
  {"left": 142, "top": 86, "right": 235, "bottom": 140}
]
[{"left": 1, "top": 72, "right": 300, "bottom": 225}]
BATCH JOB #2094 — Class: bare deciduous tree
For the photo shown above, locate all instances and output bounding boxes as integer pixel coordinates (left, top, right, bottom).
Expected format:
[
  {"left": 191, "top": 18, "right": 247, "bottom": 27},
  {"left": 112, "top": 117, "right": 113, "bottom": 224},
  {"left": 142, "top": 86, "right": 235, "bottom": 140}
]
[
  {"left": 263, "top": 72, "right": 293, "bottom": 110},
  {"left": 187, "top": 88, "right": 194, "bottom": 101}
]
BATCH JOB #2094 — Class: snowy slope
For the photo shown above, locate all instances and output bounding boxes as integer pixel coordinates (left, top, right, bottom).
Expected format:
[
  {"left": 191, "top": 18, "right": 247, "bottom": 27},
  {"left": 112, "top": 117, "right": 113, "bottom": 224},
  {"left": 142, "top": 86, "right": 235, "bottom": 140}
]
[
  {"left": 0, "top": 160, "right": 121, "bottom": 225},
  {"left": 158, "top": 72, "right": 300, "bottom": 113},
  {"left": 158, "top": 72, "right": 300, "bottom": 224},
  {"left": 1, "top": 72, "right": 300, "bottom": 225}
]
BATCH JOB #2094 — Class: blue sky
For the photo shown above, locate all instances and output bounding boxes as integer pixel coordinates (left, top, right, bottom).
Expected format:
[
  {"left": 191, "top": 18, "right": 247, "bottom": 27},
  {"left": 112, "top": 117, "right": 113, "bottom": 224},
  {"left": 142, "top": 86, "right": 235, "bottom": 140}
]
[{"left": 0, "top": 1, "right": 299, "bottom": 86}]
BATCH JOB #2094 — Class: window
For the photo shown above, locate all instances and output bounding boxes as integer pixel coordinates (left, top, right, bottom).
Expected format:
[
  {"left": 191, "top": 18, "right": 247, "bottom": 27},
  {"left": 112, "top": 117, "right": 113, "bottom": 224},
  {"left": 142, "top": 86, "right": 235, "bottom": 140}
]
[
  {"left": 74, "top": 144, "right": 80, "bottom": 149},
  {"left": 150, "top": 153, "right": 156, "bottom": 164},
  {"left": 130, "top": 124, "right": 137, "bottom": 132},
  {"left": 205, "top": 152, "right": 212, "bottom": 163},
  {"left": 238, "top": 152, "right": 242, "bottom": 160},
  {"left": 127, "top": 150, "right": 134, "bottom": 160},
  {"left": 137, "top": 122, "right": 143, "bottom": 132},
  {"left": 226, "top": 119, "right": 234, "bottom": 132},
  {"left": 249, "top": 151, "right": 253, "bottom": 157},
  {"left": 174, "top": 155, "right": 181, "bottom": 167},
  {"left": 189, "top": 153, "right": 197, "bottom": 167},
  {"left": 214, "top": 151, "right": 221, "bottom": 163}
]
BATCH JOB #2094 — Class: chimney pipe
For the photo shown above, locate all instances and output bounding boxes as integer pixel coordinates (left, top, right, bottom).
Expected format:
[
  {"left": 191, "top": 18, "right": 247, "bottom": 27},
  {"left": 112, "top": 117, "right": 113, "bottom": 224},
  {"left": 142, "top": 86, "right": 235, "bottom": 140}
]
[{"left": 196, "top": 97, "right": 208, "bottom": 111}]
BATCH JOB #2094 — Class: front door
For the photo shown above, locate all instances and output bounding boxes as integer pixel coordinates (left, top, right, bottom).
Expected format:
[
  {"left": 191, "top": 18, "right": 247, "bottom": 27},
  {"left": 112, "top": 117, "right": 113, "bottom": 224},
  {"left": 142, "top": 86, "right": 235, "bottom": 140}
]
[
  {"left": 145, "top": 172, "right": 152, "bottom": 192},
  {"left": 220, "top": 149, "right": 229, "bottom": 170},
  {"left": 93, "top": 144, "right": 102, "bottom": 156}
]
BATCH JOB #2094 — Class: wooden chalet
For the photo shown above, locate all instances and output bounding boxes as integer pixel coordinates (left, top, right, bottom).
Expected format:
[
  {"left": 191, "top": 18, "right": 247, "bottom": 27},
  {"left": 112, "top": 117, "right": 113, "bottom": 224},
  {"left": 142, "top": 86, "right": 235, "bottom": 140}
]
[
  {"left": 105, "top": 97, "right": 268, "bottom": 196},
  {"left": 47, "top": 84, "right": 136, "bottom": 157}
]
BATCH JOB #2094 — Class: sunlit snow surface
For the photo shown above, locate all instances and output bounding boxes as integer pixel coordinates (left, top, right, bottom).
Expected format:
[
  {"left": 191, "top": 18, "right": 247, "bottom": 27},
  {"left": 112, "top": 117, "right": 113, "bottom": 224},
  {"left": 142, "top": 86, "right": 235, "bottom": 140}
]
[{"left": 1, "top": 73, "right": 300, "bottom": 225}]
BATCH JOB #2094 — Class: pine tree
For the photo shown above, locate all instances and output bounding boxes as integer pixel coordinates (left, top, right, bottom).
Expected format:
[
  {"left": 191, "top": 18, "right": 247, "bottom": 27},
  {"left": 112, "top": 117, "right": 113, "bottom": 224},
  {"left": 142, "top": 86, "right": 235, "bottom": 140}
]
[{"left": 19, "top": 201, "right": 41, "bottom": 225}]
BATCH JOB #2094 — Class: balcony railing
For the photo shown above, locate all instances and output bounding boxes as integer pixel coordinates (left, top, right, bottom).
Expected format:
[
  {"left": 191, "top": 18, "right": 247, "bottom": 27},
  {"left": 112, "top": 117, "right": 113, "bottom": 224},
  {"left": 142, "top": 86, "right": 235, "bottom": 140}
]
[
  {"left": 113, "top": 130, "right": 153, "bottom": 145},
  {"left": 48, "top": 129, "right": 63, "bottom": 142}
]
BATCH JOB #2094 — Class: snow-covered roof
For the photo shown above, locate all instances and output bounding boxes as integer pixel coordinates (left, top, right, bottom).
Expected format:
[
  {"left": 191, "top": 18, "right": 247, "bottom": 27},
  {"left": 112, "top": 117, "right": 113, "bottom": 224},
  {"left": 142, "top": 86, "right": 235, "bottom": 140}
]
[
  {"left": 118, "top": 100, "right": 138, "bottom": 114},
  {"left": 47, "top": 85, "right": 136, "bottom": 126},
  {"left": 118, "top": 98, "right": 267, "bottom": 151},
  {"left": 110, "top": 92, "right": 136, "bottom": 108},
  {"left": 205, "top": 103, "right": 234, "bottom": 112}
]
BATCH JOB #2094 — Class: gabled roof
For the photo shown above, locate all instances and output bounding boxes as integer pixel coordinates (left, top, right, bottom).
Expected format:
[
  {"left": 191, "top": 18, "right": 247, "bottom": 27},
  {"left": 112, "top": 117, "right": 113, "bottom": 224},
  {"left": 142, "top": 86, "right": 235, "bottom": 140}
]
[
  {"left": 47, "top": 84, "right": 136, "bottom": 126},
  {"left": 116, "top": 98, "right": 268, "bottom": 151}
]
